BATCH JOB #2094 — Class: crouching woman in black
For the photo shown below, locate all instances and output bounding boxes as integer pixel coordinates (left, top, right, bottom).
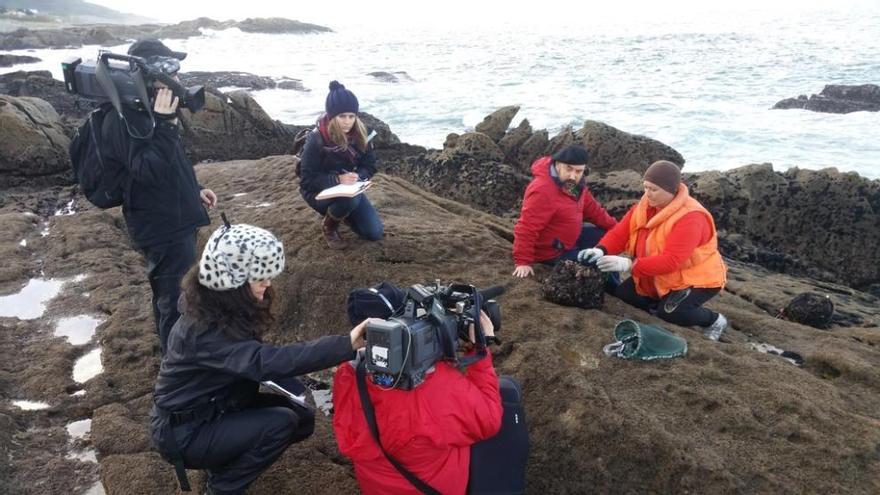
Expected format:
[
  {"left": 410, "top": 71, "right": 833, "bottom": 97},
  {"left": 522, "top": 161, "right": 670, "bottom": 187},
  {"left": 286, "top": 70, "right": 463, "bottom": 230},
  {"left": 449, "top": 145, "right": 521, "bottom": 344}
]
[{"left": 150, "top": 222, "right": 367, "bottom": 495}]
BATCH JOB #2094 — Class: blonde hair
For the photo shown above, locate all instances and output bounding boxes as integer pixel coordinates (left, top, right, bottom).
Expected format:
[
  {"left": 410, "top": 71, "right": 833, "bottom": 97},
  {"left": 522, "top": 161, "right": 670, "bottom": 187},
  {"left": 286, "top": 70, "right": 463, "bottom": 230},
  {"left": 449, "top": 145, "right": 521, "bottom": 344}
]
[{"left": 327, "top": 115, "right": 368, "bottom": 152}]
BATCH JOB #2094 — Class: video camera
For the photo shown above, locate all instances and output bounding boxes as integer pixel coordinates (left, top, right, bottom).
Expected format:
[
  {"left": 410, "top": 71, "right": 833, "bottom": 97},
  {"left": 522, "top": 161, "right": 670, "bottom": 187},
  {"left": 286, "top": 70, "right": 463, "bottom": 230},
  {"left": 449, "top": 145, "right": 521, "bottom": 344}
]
[
  {"left": 365, "top": 281, "right": 504, "bottom": 390},
  {"left": 61, "top": 51, "right": 205, "bottom": 113}
]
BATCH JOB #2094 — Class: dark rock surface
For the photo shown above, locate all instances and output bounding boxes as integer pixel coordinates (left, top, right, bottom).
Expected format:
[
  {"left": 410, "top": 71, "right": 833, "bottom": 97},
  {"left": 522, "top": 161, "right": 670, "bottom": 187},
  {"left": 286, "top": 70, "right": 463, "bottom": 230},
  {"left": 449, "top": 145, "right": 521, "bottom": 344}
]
[
  {"left": 0, "top": 53, "right": 41, "bottom": 67},
  {"left": 773, "top": 84, "right": 880, "bottom": 113},
  {"left": 1, "top": 156, "right": 877, "bottom": 495},
  {"left": 0, "top": 94, "right": 71, "bottom": 185},
  {"left": 359, "top": 111, "right": 401, "bottom": 149},
  {"left": 0, "top": 70, "right": 94, "bottom": 123},
  {"left": 579, "top": 120, "right": 685, "bottom": 173}
]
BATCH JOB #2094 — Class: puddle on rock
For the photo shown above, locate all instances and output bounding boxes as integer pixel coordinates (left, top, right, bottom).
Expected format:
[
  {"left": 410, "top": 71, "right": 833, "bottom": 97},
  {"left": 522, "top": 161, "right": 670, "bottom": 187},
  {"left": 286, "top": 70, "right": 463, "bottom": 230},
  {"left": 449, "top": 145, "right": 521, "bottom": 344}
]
[
  {"left": 67, "top": 449, "right": 97, "bottom": 463},
  {"left": 55, "top": 316, "right": 103, "bottom": 346},
  {"left": 12, "top": 400, "right": 50, "bottom": 410},
  {"left": 83, "top": 481, "right": 106, "bottom": 494},
  {"left": 73, "top": 348, "right": 103, "bottom": 383},
  {"left": 71, "top": 390, "right": 86, "bottom": 397},
  {"left": 0, "top": 279, "right": 65, "bottom": 320},
  {"left": 66, "top": 418, "right": 91, "bottom": 440},
  {"left": 54, "top": 199, "right": 76, "bottom": 216},
  {"left": 0, "top": 274, "right": 89, "bottom": 320}
]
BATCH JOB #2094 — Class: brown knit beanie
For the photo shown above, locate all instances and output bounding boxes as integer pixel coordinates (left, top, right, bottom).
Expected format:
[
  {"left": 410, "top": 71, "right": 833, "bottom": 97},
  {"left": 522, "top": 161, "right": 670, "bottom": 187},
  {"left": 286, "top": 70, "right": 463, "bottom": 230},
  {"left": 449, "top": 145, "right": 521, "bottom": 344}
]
[{"left": 643, "top": 160, "right": 681, "bottom": 194}]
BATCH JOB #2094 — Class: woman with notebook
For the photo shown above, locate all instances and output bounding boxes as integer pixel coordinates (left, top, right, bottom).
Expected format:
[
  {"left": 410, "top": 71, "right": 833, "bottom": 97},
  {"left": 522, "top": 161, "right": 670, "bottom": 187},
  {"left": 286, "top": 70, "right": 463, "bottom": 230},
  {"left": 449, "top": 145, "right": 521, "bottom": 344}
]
[{"left": 299, "top": 81, "right": 384, "bottom": 249}]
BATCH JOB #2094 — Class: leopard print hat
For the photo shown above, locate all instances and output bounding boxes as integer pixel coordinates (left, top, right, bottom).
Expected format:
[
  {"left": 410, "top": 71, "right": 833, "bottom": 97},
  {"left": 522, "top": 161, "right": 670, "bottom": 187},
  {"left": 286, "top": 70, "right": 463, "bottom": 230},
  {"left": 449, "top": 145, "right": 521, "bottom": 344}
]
[{"left": 198, "top": 224, "right": 285, "bottom": 290}]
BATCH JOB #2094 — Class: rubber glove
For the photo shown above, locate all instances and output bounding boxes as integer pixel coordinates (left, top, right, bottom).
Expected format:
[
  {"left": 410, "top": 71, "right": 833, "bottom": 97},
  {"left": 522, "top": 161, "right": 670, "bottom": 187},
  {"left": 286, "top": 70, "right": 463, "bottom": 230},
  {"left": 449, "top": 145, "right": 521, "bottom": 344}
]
[
  {"left": 577, "top": 248, "right": 604, "bottom": 265},
  {"left": 596, "top": 255, "right": 633, "bottom": 273}
]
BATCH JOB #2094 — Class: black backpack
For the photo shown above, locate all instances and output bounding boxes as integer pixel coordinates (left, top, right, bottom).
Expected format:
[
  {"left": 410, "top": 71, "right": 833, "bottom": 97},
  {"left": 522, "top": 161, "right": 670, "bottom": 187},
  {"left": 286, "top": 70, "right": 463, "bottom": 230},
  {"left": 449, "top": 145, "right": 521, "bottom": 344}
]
[
  {"left": 69, "top": 104, "right": 129, "bottom": 209},
  {"left": 346, "top": 281, "right": 406, "bottom": 325},
  {"left": 292, "top": 127, "right": 316, "bottom": 178}
]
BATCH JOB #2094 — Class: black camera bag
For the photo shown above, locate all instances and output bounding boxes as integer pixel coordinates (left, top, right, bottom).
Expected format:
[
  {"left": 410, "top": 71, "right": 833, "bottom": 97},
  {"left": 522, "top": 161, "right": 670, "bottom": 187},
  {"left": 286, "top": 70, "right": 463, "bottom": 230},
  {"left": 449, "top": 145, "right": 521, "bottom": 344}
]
[{"left": 346, "top": 281, "right": 405, "bottom": 324}]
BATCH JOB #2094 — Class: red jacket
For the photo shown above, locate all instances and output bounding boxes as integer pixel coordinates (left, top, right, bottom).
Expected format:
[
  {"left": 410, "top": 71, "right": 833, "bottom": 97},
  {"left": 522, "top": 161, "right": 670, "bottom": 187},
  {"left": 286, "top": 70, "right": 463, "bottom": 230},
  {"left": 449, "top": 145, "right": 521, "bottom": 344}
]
[
  {"left": 513, "top": 157, "right": 617, "bottom": 265},
  {"left": 332, "top": 354, "right": 502, "bottom": 495}
]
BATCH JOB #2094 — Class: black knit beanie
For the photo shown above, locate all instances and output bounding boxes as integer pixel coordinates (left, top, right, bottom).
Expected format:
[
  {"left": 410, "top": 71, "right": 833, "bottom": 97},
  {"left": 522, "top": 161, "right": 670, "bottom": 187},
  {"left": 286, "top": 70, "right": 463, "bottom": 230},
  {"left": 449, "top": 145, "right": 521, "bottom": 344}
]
[
  {"left": 325, "top": 80, "right": 359, "bottom": 118},
  {"left": 551, "top": 145, "right": 589, "bottom": 165},
  {"left": 643, "top": 160, "right": 682, "bottom": 194}
]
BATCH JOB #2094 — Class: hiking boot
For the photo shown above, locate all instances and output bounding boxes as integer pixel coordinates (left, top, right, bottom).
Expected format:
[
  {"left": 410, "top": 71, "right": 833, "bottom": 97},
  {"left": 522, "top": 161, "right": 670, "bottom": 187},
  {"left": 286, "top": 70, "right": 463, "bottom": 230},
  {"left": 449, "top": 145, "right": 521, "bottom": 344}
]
[
  {"left": 703, "top": 313, "right": 728, "bottom": 341},
  {"left": 322, "top": 213, "right": 346, "bottom": 250}
]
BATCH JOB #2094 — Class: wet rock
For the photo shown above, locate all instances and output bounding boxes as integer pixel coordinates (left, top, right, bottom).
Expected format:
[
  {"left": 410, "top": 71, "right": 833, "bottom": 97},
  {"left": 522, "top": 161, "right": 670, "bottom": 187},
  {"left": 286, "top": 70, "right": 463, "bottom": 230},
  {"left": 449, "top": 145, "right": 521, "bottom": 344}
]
[
  {"left": 367, "top": 71, "right": 413, "bottom": 83},
  {"left": 498, "top": 119, "right": 533, "bottom": 163},
  {"left": 0, "top": 70, "right": 97, "bottom": 123},
  {"left": 782, "top": 292, "right": 835, "bottom": 329},
  {"left": 546, "top": 125, "right": 576, "bottom": 155},
  {"left": 0, "top": 95, "right": 71, "bottom": 180},
  {"left": 514, "top": 129, "right": 549, "bottom": 172},
  {"left": 437, "top": 132, "right": 504, "bottom": 163},
  {"left": 541, "top": 260, "right": 605, "bottom": 309},
  {"left": 0, "top": 53, "right": 41, "bottom": 67},
  {"left": 475, "top": 105, "right": 519, "bottom": 142},
  {"left": 179, "top": 90, "right": 297, "bottom": 162},
  {"left": 773, "top": 84, "right": 880, "bottom": 113},
  {"left": 359, "top": 111, "right": 401, "bottom": 149},
  {"left": 579, "top": 120, "right": 685, "bottom": 173},
  {"left": 177, "top": 71, "right": 277, "bottom": 91}
]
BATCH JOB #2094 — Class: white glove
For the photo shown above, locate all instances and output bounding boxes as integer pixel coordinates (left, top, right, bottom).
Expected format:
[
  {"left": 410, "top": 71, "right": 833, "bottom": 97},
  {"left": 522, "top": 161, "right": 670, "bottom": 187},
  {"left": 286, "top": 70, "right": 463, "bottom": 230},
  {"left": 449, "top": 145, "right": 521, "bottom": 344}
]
[
  {"left": 596, "top": 255, "right": 633, "bottom": 273},
  {"left": 577, "top": 248, "right": 604, "bottom": 265}
]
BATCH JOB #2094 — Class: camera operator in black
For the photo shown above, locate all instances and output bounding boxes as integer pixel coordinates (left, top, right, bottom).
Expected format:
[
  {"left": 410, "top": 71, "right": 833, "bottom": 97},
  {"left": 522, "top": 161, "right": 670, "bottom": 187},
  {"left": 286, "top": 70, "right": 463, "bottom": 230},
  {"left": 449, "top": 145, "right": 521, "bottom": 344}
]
[{"left": 101, "top": 38, "right": 217, "bottom": 353}]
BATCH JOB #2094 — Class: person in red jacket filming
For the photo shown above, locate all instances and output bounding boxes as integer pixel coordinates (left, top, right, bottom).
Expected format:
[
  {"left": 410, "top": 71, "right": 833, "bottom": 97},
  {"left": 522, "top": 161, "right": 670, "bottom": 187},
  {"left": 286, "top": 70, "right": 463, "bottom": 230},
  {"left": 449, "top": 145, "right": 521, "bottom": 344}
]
[
  {"left": 512, "top": 145, "right": 617, "bottom": 278},
  {"left": 332, "top": 312, "right": 505, "bottom": 495}
]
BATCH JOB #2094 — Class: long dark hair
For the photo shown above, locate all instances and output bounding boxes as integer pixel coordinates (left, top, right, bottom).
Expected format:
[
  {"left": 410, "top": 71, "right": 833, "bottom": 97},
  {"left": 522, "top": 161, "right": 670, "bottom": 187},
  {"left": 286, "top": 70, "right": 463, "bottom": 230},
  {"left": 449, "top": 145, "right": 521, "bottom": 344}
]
[{"left": 179, "top": 265, "right": 275, "bottom": 341}]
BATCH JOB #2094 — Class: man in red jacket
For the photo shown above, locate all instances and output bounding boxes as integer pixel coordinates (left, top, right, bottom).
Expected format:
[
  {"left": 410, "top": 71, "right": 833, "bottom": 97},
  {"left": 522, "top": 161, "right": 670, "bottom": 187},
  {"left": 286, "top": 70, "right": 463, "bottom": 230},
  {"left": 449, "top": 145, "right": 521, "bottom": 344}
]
[
  {"left": 332, "top": 313, "right": 503, "bottom": 495},
  {"left": 512, "top": 145, "right": 617, "bottom": 277}
]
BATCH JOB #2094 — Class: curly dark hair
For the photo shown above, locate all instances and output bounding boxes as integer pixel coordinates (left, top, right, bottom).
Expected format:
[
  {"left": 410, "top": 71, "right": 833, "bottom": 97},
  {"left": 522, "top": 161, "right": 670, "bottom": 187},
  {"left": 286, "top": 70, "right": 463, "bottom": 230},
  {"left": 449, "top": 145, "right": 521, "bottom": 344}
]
[{"left": 179, "top": 265, "right": 275, "bottom": 341}]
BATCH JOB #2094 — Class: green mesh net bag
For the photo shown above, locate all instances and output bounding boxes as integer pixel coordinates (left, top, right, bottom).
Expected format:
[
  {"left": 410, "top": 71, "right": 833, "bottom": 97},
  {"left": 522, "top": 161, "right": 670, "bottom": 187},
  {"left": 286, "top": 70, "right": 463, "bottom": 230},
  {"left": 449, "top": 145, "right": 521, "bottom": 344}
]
[{"left": 603, "top": 319, "right": 688, "bottom": 361}]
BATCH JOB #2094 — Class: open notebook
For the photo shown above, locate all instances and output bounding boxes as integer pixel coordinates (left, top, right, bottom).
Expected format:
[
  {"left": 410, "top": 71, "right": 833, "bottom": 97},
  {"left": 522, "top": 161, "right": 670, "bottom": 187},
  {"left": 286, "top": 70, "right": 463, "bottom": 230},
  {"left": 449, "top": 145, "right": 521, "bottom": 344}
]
[{"left": 316, "top": 180, "right": 372, "bottom": 200}]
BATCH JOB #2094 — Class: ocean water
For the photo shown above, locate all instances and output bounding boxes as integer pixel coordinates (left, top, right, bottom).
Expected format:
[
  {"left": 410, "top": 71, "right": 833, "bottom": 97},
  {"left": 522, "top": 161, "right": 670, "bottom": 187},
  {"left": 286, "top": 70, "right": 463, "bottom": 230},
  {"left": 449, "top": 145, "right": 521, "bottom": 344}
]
[{"left": 7, "top": 8, "right": 880, "bottom": 178}]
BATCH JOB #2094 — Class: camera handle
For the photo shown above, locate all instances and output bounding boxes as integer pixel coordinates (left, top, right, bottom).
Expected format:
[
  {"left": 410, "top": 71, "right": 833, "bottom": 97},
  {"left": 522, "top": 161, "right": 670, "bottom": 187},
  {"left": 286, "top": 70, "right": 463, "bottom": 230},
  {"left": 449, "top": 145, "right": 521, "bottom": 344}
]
[{"left": 95, "top": 52, "right": 156, "bottom": 140}]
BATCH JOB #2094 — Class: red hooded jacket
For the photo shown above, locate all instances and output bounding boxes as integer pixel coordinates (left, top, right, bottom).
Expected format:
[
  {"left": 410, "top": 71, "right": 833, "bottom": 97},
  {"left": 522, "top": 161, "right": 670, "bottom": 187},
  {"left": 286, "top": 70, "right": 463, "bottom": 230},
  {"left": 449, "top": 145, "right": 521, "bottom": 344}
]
[
  {"left": 332, "top": 354, "right": 502, "bottom": 495},
  {"left": 513, "top": 156, "right": 617, "bottom": 265}
]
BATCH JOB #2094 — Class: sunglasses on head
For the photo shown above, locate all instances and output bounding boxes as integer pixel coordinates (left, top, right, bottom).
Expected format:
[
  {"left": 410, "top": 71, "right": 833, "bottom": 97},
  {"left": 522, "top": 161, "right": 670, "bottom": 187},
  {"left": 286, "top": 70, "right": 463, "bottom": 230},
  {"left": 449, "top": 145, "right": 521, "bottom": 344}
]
[{"left": 146, "top": 56, "right": 180, "bottom": 76}]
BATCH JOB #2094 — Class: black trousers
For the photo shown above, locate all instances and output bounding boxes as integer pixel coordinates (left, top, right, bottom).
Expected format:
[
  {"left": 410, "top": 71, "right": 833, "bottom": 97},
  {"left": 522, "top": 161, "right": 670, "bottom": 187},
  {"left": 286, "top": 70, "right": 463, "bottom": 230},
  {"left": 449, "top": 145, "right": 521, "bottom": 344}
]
[
  {"left": 141, "top": 232, "right": 197, "bottom": 353},
  {"left": 178, "top": 392, "right": 315, "bottom": 495},
  {"left": 613, "top": 278, "right": 719, "bottom": 327}
]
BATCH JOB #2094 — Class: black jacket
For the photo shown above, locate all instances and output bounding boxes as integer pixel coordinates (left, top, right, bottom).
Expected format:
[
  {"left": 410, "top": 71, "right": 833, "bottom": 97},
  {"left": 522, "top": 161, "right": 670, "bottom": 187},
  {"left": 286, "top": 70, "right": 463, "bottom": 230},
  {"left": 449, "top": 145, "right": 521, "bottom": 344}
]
[
  {"left": 150, "top": 311, "right": 355, "bottom": 451},
  {"left": 102, "top": 108, "right": 209, "bottom": 249},
  {"left": 298, "top": 130, "right": 377, "bottom": 209}
]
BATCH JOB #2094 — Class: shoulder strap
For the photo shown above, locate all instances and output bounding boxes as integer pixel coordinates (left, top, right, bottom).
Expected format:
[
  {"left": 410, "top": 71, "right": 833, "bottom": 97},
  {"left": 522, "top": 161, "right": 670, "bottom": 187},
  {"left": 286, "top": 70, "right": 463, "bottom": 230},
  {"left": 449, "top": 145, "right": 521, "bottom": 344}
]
[{"left": 355, "top": 359, "right": 440, "bottom": 495}]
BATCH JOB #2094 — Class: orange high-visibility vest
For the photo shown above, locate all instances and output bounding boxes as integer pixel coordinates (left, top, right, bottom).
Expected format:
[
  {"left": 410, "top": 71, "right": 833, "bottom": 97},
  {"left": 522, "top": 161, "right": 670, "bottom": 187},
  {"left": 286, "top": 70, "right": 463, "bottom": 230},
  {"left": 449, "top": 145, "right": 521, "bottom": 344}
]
[{"left": 625, "top": 184, "right": 727, "bottom": 298}]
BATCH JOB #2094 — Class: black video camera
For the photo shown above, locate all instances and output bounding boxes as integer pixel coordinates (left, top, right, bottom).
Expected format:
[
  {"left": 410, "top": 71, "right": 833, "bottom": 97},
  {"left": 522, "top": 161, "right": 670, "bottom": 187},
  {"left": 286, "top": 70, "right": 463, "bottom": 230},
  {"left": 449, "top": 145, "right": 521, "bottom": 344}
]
[
  {"left": 61, "top": 51, "right": 205, "bottom": 113},
  {"left": 364, "top": 282, "right": 504, "bottom": 390}
]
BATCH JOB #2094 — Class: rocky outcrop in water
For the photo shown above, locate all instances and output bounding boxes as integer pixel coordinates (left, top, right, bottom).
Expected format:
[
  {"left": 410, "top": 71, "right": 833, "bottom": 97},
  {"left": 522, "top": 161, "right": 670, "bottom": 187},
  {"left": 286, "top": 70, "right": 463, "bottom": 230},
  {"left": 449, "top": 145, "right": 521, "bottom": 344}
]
[
  {"left": 0, "top": 17, "right": 332, "bottom": 50},
  {"left": 366, "top": 71, "right": 414, "bottom": 83},
  {"left": 773, "top": 84, "right": 880, "bottom": 113},
  {"left": 0, "top": 53, "right": 41, "bottom": 67}
]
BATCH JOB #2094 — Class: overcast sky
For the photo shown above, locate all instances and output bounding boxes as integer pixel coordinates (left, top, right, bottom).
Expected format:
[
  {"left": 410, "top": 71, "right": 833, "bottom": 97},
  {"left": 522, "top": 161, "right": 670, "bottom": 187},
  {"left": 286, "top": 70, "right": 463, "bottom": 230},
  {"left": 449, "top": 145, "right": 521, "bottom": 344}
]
[{"left": 86, "top": 0, "right": 877, "bottom": 28}]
